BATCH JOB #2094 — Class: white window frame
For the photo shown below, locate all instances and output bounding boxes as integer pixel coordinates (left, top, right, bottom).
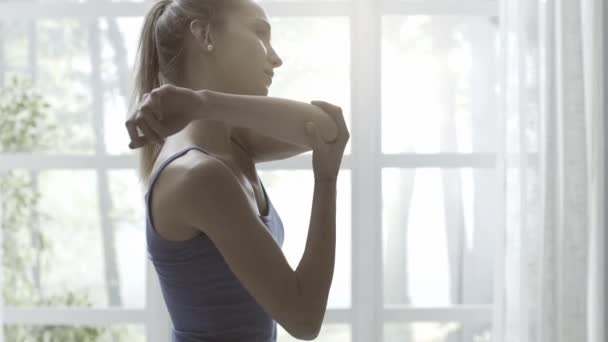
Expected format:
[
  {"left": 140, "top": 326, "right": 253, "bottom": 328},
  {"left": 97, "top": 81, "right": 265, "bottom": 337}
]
[
  {"left": 603, "top": 0, "right": 608, "bottom": 330},
  {"left": 0, "top": 1, "right": 499, "bottom": 341}
]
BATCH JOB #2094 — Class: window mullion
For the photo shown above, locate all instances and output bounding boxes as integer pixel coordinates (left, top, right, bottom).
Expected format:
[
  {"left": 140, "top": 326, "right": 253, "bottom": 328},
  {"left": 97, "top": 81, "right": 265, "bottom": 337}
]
[
  {"left": 90, "top": 16, "right": 125, "bottom": 328},
  {"left": 352, "top": 0, "right": 383, "bottom": 341},
  {"left": 382, "top": 0, "right": 497, "bottom": 16}
]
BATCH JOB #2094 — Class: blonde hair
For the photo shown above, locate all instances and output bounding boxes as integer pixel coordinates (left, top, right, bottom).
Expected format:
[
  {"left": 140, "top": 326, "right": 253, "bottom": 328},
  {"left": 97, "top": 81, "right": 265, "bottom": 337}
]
[{"left": 129, "top": 0, "right": 246, "bottom": 188}]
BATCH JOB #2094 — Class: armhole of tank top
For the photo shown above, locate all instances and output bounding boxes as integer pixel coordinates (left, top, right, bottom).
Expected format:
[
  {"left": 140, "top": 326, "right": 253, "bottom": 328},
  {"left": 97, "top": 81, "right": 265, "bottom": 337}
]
[{"left": 146, "top": 147, "right": 209, "bottom": 244}]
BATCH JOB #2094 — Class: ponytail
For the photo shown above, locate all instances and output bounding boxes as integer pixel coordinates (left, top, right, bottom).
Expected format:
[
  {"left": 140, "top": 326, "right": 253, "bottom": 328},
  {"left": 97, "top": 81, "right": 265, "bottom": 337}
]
[{"left": 130, "top": 0, "right": 171, "bottom": 189}]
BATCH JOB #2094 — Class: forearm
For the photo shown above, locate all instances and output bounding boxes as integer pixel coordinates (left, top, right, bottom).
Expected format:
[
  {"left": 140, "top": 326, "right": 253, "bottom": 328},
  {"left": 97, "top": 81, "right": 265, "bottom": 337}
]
[
  {"left": 197, "top": 90, "right": 338, "bottom": 147},
  {"left": 294, "top": 181, "right": 337, "bottom": 331}
]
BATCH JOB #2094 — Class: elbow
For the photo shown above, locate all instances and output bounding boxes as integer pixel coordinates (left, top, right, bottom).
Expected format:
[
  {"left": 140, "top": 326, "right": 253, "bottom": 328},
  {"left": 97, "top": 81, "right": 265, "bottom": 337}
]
[
  {"left": 298, "top": 304, "right": 325, "bottom": 340},
  {"left": 290, "top": 316, "right": 320, "bottom": 341},
  {"left": 287, "top": 274, "right": 324, "bottom": 340},
  {"left": 286, "top": 295, "right": 322, "bottom": 340},
  {"left": 303, "top": 319, "right": 322, "bottom": 341},
  {"left": 297, "top": 331, "right": 319, "bottom": 341},
  {"left": 307, "top": 307, "right": 328, "bottom": 339}
]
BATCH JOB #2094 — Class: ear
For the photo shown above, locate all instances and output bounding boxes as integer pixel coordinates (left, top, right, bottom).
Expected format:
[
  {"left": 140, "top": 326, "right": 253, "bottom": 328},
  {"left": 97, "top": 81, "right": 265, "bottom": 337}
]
[{"left": 189, "top": 19, "right": 212, "bottom": 48}]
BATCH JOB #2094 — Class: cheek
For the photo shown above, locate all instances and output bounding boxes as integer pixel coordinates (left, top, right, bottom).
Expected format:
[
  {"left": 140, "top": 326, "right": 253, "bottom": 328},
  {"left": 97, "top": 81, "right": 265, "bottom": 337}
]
[
  {"left": 232, "top": 41, "right": 266, "bottom": 70},
  {"left": 243, "top": 32, "right": 269, "bottom": 55},
  {"left": 218, "top": 36, "right": 266, "bottom": 83},
  {"left": 220, "top": 55, "right": 258, "bottom": 88}
]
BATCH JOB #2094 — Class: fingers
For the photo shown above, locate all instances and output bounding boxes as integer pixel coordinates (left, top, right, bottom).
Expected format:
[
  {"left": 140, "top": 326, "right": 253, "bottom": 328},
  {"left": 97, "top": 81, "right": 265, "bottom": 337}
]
[
  {"left": 125, "top": 119, "right": 141, "bottom": 147},
  {"left": 310, "top": 100, "right": 341, "bottom": 113},
  {"left": 148, "top": 91, "right": 163, "bottom": 121},
  {"left": 128, "top": 123, "right": 150, "bottom": 149},
  {"left": 125, "top": 115, "right": 160, "bottom": 149},
  {"left": 305, "top": 122, "right": 322, "bottom": 150},
  {"left": 310, "top": 100, "right": 349, "bottom": 143},
  {"left": 312, "top": 101, "right": 347, "bottom": 134},
  {"left": 140, "top": 92, "right": 163, "bottom": 122},
  {"left": 141, "top": 105, "right": 167, "bottom": 140},
  {"left": 129, "top": 136, "right": 150, "bottom": 149},
  {"left": 309, "top": 101, "right": 345, "bottom": 127},
  {"left": 136, "top": 116, "right": 163, "bottom": 145},
  {"left": 126, "top": 92, "right": 165, "bottom": 149},
  {"left": 310, "top": 101, "right": 338, "bottom": 143}
]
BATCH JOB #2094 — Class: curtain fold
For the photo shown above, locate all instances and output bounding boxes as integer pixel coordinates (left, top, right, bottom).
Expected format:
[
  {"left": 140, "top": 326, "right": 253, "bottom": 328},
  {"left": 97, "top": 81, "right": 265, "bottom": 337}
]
[
  {"left": 582, "top": 1, "right": 605, "bottom": 341},
  {"left": 493, "top": 0, "right": 605, "bottom": 341}
]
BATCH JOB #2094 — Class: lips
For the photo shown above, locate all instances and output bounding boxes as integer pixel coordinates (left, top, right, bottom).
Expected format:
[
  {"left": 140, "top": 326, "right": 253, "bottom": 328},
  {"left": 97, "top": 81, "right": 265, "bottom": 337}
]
[{"left": 264, "top": 73, "right": 273, "bottom": 84}]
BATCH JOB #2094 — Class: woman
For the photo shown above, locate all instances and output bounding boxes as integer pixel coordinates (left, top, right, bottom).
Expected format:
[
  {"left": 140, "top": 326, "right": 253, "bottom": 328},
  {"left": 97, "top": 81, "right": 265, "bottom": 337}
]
[{"left": 124, "top": 0, "right": 349, "bottom": 341}]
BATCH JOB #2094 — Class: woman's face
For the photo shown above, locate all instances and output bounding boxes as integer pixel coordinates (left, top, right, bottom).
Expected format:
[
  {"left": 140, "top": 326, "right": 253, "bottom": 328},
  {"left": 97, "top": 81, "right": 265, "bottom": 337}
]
[{"left": 187, "top": 1, "right": 282, "bottom": 96}]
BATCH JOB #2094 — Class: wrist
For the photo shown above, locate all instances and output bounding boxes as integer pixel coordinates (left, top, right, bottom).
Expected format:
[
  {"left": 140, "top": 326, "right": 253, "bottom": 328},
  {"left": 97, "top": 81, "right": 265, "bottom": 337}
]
[
  {"left": 195, "top": 89, "right": 217, "bottom": 121},
  {"left": 314, "top": 178, "right": 337, "bottom": 184}
]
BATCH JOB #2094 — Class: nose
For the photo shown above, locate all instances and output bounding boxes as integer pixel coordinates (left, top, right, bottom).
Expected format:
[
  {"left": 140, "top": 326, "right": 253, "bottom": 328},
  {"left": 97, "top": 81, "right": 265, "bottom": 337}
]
[{"left": 268, "top": 46, "right": 282, "bottom": 69}]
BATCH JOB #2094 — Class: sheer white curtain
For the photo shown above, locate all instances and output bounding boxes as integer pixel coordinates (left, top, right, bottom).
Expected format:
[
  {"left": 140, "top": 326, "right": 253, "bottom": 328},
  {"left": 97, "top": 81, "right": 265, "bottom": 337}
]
[{"left": 493, "top": 0, "right": 605, "bottom": 342}]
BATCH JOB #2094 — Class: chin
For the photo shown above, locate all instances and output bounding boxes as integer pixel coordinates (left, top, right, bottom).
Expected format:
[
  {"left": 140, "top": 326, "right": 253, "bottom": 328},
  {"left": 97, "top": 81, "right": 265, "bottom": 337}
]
[{"left": 254, "top": 88, "right": 269, "bottom": 96}]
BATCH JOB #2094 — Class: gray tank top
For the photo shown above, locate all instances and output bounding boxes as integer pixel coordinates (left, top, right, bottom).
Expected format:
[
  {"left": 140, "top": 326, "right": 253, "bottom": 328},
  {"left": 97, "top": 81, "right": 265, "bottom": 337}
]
[{"left": 145, "top": 145, "right": 285, "bottom": 341}]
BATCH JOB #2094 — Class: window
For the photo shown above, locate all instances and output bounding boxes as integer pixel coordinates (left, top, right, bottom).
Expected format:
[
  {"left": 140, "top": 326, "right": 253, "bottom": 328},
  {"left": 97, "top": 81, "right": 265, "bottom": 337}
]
[{"left": 0, "top": 0, "right": 499, "bottom": 341}]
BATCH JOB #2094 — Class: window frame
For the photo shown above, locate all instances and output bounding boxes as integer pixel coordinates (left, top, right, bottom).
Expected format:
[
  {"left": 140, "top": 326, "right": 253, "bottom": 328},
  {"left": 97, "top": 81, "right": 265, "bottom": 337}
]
[{"left": 0, "top": 1, "right": 500, "bottom": 341}]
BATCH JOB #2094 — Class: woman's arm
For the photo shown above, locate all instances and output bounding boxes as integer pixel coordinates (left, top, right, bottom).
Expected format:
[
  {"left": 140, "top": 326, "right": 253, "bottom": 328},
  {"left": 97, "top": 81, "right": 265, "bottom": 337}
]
[
  {"left": 197, "top": 90, "right": 339, "bottom": 148},
  {"left": 235, "top": 127, "right": 312, "bottom": 164}
]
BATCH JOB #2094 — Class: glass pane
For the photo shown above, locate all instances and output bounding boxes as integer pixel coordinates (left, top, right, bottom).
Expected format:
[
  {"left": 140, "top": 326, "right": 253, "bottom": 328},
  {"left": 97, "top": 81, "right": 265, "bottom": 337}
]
[
  {"left": 1, "top": 21, "right": 29, "bottom": 71},
  {"left": 266, "top": 16, "right": 352, "bottom": 155},
  {"left": 381, "top": 15, "right": 498, "bottom": 154},
  {"left": 108, "top": 170, "right": 147, "bottom": 308},
  {"left": 100, "top": 17, "right": 144, "bottom": 155},
  {"left": 278, "top": 323, "right": 351, "bottom": 341},
  {"left": 382, "top": 168, "right": 497, "bottom": 307},
  {"left": 0, "top": 169, "right": 137, "bottom": 308},
  {"left": 4, "top": 324, "right": 145, "bottom": 342},
  {"left": 384, "top": 322, "right": 492, "bottom": 342},
  {"left": 38, "top": 19, "right": 95, "bottom": 153},
  {"left": 259, "top": 170, "right": 351, "bottom": 309},
  {"left": 0, "top": 19, "right": 95, "bottom": 153}
]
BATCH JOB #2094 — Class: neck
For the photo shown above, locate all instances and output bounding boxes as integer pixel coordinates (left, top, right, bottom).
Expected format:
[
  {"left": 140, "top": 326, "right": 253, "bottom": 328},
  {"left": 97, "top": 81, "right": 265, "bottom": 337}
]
[
  {"left": 162, "top": 119, "right": 255, "bottom": 174},
  {"left": 183, "top": 119, "right": 234, "bottom": 156}
]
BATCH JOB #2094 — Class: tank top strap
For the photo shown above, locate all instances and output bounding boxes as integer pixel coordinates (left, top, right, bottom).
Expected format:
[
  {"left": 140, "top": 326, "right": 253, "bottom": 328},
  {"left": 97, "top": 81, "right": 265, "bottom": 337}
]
[
  {"left": 145, "top": 146, "right": 211, "bottom": 198},
  {"left": 144, "top": 145, "right": 272, "bottom": 217}
]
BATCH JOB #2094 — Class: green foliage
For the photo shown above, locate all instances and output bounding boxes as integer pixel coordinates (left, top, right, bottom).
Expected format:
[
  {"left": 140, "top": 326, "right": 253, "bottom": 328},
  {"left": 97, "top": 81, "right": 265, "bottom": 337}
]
[
  {"left": 0, "top": 77, "right": 57, "bottom": 152},
  {"left": 0, "top": 76, "right": 136, "bottom": 341}
]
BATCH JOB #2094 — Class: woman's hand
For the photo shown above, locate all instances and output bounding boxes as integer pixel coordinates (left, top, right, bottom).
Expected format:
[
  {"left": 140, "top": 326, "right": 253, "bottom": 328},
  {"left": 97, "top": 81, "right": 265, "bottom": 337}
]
[
  {"left": 125, "top": 84, "right": 208, "bottom": 149},
  {"left": 305, "top": 100, "right": 350, "bottom": 182}
]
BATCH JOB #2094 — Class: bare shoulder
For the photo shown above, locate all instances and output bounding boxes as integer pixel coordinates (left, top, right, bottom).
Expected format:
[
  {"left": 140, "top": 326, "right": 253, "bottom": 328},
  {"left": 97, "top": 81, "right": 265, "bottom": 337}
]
[
  {"left": 149, "top": 149, "right": 220, "bottom": 239},
  {"left": 150, "top": 149, "right": 210, "bottom": 198},
  {"left": 175, "top": 152, "right": 255, "bottom": 231}
]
